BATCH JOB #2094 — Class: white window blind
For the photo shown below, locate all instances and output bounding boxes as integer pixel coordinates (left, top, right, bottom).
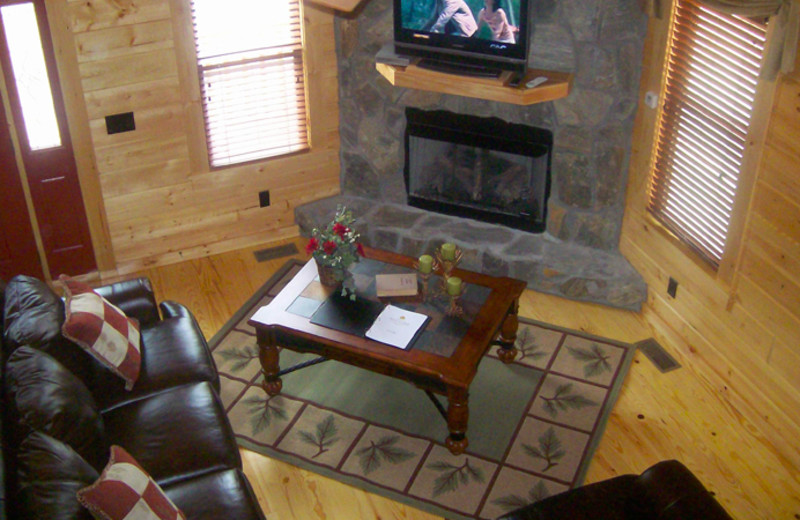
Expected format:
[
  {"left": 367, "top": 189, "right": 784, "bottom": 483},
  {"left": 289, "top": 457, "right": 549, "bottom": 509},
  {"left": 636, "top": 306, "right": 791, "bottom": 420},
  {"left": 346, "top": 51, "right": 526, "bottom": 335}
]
[
  {"left": 190, "top": 0, "right": 308, "bottom": 168},
  {"left": 648, "top": 0, "right": 767, "bottom": 268}
]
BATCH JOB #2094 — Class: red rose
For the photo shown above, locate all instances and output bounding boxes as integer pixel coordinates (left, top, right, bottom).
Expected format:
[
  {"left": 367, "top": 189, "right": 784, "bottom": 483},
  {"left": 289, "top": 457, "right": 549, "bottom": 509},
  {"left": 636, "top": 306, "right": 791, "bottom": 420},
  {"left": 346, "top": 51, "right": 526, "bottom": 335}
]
[
  {"left": 323, "top": 240, "right": 337, "bottom": 255},
  {"left": 305, "top": 237, "right": 319, "bottom": 255},
  {"left": 356, "top": 243, "right": 365, "bottom": 256},
  {"left": 333, "top": 223, "right": 349, "bottom": 239}
]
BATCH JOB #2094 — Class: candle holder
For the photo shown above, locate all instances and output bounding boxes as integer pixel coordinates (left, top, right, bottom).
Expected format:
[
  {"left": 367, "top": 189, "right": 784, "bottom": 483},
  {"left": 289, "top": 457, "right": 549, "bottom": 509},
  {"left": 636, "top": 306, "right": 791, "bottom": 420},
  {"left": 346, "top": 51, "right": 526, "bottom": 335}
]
[
  {"left": 446, "top": 284, "right": 466, "bottom": 317},
  {"left": 435, "top": 244, "right": 462, "bottom": 281},
  {"left": 413, "top": 257, "right": 438, "bottom": 301}
]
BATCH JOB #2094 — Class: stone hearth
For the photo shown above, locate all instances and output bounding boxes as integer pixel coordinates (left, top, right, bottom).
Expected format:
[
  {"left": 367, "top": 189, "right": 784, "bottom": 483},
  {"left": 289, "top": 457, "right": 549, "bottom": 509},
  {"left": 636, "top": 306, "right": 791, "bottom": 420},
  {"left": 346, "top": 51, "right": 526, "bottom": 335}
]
[
  {"left": 296, "top": 195, "right": 647, "bottom": 310},
  {"left": 305, "top": 0, "right": 650, "bottom": 309}
]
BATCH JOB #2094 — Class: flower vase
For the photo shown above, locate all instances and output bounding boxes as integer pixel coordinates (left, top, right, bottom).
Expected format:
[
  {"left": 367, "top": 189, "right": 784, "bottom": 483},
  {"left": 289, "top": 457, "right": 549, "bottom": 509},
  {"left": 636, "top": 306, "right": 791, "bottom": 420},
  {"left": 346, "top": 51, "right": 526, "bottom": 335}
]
[{"left": 315, "top": 260, "right": 341, "bottom": 288}]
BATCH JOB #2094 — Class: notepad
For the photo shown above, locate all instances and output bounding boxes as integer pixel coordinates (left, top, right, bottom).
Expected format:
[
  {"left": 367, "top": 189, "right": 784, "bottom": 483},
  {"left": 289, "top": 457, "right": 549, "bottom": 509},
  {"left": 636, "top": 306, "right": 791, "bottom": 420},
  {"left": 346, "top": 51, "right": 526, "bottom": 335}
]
[
  {"left": 365, "top": 304, "right": 429, "bottom": 349},
  {"left": 375, "top": 273, "right": 418, "bottom": 297}
]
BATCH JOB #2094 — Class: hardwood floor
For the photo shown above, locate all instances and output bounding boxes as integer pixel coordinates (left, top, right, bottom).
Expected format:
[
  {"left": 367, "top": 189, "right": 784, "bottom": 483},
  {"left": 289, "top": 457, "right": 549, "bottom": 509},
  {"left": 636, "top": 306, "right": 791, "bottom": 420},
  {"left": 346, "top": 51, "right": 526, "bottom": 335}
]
[{"left": 118, "top": 236, "right": 799, "bottom": 519}]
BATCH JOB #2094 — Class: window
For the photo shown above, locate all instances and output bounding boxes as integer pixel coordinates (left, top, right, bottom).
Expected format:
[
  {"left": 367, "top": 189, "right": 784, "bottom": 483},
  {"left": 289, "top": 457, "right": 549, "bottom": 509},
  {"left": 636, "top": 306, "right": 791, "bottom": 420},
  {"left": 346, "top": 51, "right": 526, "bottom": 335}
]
[
  {"left": 190, "top": 0, "right": 308, "bottom": 168},
  {"left": 1, "top": 2, "right": 61, "bottom": 150},
  {"left": 648, "top": 0, "right": 767, "bottom": 268}
]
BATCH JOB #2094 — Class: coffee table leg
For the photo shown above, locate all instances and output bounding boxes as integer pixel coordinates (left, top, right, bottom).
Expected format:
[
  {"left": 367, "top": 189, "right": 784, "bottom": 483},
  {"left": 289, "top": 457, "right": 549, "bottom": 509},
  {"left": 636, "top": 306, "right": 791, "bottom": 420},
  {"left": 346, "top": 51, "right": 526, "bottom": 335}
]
[
  {"left": 445, "top": 386, "right": 469, "bottom": 455},
  {"left": 497, "top": 298, "right": 520, "bottom": 364},
  {"left": 257, "top": 329, "right": 283, "bottom": 396}
]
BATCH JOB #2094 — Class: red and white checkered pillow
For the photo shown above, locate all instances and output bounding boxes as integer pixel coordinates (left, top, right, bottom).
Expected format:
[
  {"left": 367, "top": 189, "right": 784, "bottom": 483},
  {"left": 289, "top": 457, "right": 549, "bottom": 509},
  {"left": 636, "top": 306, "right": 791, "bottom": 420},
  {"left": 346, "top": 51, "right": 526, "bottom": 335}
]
[
  {"left": 60, "top": 275, "right": 141, "bottom": 390},
  {"left": 78, "top": 445, "right": 186, "bottom": 520}
]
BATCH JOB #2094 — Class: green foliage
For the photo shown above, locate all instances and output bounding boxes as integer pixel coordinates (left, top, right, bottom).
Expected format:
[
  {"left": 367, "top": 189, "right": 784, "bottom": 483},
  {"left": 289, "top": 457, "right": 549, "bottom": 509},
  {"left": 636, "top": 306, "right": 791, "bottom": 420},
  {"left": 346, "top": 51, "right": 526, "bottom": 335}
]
[
  {"left": 522, "top": 427, "right": 565, "bottom": 472},
  {"left": 244, "top": 394, "right": 288, "bottom": 435},
  {"left": 355, "top": 435, "right": 415, "bottom": 475},
  {"left": 541, "top": 383, "right": 597, "bottom": 418},
  {"left": 218, "top": 344, "right": 259, "bottom": 373},
  {"left": 567, "top": 343, "right": 612, "bottom": 378},
  {"left": 307, "top": 205, "right": 362, "bottom": 271},
  {"left": 427, "top": 458, "right": 485, "bottom": 497},
  {"left": 515, "top": 327, "right": 549, "bottom": 363},
  {"left": 298, "top": 414, "right": 339, "bottom": 459}
]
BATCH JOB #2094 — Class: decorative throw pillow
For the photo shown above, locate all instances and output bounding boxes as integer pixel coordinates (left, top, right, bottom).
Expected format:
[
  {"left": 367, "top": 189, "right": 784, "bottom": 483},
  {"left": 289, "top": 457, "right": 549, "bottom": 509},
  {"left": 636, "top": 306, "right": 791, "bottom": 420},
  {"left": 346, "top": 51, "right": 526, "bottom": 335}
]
[
  {"left": 77, "top": 445, "right": 186, "bottom": 520},
  {"left": 59, "top": 275, "right": 141, "bottom": 390}
]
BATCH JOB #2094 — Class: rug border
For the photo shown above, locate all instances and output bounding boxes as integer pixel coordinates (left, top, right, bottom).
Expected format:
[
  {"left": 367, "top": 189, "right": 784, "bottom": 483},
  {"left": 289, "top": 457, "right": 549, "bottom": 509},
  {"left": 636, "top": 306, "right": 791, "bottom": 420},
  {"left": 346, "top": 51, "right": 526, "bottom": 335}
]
[
  {"left": 214, "top": 259, "right": 638, "bottom": 519},
  {"left": 516, "top": 316, "right": 638, "bottom": 485}
]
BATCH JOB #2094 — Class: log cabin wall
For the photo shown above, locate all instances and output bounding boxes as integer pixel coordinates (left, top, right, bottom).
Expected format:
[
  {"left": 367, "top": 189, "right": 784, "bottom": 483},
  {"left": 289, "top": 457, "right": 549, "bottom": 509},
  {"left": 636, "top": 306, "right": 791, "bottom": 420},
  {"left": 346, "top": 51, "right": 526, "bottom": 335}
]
[
  {"left": 621, "top": 5, "right": 800, "bottom": 471},
  {"left": 43, "top": 0, "right": 340, "bottom": 275}
]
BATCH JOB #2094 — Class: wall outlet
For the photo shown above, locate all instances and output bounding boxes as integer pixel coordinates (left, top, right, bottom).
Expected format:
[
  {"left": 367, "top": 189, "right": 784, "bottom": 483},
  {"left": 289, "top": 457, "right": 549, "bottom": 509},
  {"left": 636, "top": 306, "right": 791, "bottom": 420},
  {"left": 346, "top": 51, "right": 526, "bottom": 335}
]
[
  {"left": 667, "top": 277, "right": 679, "bottom": 298},
  {"left": 105, "top": 112, "right": 135, "bottom": 134},
  {"left": 258, "top": 190, "right": 270, "bottom": 208}
]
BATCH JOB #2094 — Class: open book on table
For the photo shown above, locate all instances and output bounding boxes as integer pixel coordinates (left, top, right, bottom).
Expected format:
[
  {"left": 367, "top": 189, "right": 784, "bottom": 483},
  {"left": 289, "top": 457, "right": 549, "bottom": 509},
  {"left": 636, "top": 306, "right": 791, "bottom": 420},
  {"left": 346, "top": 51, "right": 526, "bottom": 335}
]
[{"left": 365, "top": 304, "right": 429, "bottom": 350}]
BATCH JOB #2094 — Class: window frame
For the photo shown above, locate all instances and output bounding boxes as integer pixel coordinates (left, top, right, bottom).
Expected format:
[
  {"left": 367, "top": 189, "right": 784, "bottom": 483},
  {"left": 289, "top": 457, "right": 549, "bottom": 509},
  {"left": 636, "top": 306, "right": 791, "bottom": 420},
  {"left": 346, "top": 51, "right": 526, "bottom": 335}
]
[
  {"left": 169, "top": 0, "right": 312, "bottom": 173},
  {"left": 645, "top": 0, "right": 778, "bottom": 283}
]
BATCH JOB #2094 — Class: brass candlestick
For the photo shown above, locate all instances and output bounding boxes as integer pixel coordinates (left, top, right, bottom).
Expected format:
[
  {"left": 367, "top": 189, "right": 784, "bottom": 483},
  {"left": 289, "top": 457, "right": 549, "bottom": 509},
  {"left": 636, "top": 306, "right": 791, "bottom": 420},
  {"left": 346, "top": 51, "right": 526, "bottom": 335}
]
[
  {"left": 446, "top": 283, "right": 466, "bottom": 316},
  {"left": 435, "top": 243, "right": 462, "bottom": 281},
  {"left": 413, "top": 256, "right": 438, "bottom": 301},
  {"left": 435, "top": 243, "right": 463, "bottom": 298}
]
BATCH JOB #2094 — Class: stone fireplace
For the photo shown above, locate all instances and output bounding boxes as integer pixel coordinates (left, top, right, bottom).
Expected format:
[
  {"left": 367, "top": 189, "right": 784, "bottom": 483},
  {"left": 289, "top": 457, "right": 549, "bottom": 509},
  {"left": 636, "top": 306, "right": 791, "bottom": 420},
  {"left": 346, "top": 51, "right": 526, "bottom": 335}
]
[{"left": 295, "top": 0, "right": 649, "bottom": 310}]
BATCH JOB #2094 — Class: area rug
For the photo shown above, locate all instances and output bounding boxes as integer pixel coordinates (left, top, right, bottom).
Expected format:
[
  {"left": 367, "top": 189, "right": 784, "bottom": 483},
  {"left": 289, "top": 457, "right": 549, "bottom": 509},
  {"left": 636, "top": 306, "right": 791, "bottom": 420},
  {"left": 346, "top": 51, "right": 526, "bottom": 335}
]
[{"left": 209, "top": 259, "right": 636, "bottom": 520}]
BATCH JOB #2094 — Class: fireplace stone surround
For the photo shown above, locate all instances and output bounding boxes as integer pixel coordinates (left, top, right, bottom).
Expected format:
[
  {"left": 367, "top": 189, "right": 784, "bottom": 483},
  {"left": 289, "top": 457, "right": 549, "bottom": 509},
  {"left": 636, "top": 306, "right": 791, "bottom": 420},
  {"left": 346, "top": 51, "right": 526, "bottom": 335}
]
[{"left": 295, "top": 0, "right": 649, "bottom": 310}]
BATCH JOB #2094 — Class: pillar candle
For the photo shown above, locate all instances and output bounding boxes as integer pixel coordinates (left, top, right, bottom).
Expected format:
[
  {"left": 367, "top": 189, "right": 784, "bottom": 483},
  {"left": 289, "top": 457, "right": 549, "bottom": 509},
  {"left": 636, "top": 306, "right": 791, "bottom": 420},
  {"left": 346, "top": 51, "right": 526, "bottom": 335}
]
[
  {"left": 418, "top": 254, "right": 433, "bottom": 274},
  {"left": 446, "top": 276, "right": 462, "bottom": 296},
  {"left": 441, "top": 242, "right": 456, "bottom": 261}
]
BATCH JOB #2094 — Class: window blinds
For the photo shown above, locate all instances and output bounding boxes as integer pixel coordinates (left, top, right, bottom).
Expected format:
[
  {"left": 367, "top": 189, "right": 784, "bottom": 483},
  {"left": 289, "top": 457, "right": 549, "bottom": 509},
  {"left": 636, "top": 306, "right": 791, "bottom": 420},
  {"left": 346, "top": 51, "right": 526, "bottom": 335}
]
[
  {"left": 191, "top": 0, "right": 308, "bottom": 167},
  {"left": 648, "top": 0, "right": 767, "bottom": 267}
]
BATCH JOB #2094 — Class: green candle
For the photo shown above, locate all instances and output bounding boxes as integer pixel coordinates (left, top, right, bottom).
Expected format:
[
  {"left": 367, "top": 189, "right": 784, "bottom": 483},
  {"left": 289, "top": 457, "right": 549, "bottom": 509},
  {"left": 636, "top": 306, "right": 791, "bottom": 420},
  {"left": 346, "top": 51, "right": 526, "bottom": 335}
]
[
  {"left": 441, "top": 242, "right": 456, "bottom": 261},
  {"left": 418, "top": 254, "right": 433, "bottom": 274},
  {"left": 446, "top": 276, "right": 462, "bottom": 296}
]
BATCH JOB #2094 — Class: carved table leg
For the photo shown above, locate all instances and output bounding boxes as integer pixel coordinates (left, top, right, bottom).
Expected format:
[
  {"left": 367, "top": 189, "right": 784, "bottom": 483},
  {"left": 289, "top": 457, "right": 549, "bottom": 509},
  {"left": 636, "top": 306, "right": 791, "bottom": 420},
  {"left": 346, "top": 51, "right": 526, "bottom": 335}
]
[
  {"left": 497, "top": 298, "right": 520, "bottom": 364},
  {"left": 257, "top": 329, "right": 282, "bottom": 396},
  {"left": 445, "top": 386, "right": 469, "bottom": 455}
]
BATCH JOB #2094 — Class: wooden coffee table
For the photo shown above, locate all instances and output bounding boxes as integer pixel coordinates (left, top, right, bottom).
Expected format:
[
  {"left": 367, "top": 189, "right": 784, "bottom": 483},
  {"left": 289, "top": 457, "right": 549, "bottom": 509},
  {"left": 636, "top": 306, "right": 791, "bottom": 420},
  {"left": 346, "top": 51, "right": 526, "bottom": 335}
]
[{"left": 249, "top": 247, "right": 526, "bottom": 455}]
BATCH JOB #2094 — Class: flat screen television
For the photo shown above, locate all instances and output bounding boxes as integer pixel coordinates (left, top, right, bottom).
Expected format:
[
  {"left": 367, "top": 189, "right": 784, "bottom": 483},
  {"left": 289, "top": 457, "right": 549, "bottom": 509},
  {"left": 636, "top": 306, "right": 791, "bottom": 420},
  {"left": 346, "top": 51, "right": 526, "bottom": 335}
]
[{"left": 393, "top": 0, "right": 529, "bottom": 77}]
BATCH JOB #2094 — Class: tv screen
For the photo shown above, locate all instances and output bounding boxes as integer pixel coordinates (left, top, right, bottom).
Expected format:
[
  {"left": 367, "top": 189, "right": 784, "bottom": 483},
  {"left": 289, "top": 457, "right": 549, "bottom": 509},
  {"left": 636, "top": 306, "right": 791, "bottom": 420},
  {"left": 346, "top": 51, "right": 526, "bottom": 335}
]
[{"left": 394, "top": 0, "right": 529, "bottom": 76}]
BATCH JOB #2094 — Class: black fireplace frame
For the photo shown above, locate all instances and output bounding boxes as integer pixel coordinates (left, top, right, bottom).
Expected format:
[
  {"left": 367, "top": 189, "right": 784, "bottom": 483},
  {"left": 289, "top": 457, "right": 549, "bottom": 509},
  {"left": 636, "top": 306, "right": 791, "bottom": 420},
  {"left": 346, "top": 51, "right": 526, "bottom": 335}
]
[{"left": 404, "top": 108, "right": 553, "bottom": 233}]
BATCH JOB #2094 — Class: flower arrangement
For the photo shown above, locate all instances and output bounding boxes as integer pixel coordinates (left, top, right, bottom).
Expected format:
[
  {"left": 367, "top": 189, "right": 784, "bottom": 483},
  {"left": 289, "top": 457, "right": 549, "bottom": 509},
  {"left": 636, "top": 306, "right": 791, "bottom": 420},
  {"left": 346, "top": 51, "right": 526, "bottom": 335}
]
[{"left": 305, "top": 206, "right": 364, "bottom": 295}]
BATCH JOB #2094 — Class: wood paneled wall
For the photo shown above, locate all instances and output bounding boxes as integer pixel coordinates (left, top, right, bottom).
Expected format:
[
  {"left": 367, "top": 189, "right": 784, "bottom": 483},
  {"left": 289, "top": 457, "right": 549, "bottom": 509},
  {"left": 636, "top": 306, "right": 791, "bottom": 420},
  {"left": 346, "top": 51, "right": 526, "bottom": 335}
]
[
  {"left": 621, "top": 4, "right": 800, "bottom": 471},
  {"left": 44, "top": 0, "right": 340, "bottom": 275}
]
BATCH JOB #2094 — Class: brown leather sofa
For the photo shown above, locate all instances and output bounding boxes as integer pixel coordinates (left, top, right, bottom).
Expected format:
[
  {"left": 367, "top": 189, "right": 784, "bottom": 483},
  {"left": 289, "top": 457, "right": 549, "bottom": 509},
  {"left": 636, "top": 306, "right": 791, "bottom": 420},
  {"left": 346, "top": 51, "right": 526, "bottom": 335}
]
[
  {"left": 0, "top": 275, "right": 265, "bottom": 519},
  {"left": 498, "top": 459, "right": 733, "bottom": 520}
]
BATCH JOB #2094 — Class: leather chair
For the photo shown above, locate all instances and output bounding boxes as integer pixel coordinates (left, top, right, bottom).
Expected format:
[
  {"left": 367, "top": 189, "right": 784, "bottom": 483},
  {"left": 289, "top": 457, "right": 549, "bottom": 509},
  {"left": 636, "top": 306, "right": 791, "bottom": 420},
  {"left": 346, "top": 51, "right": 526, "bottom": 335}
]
[{"left": 498, "top": 460, "right": 733, "bottom": 520}]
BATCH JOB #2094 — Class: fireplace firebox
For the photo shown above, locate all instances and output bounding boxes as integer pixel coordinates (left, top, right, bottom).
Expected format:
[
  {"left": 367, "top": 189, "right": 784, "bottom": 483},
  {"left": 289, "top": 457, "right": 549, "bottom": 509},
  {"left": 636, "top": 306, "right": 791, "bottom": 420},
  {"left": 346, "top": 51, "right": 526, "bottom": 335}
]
[{"left": 404, "top": 108, "right": 553, "bottom": 233}]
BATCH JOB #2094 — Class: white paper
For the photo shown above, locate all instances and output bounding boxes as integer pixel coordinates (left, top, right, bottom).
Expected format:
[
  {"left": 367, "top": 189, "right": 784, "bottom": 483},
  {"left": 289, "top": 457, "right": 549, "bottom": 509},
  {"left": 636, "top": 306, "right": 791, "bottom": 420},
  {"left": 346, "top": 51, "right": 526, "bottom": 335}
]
[{"left": 365, "top": 304, "right": 428, "bottom": 349}]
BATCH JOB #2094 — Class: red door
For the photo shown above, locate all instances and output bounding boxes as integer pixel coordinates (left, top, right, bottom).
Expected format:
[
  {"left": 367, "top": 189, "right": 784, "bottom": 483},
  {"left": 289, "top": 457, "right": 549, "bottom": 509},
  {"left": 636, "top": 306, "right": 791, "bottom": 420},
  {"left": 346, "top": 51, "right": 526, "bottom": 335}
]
[
  {"left": 0, "top": 90, "right": 43, "bottom": 280},
  {"left": 0, "top": 0, "right": 95, "bottom": 278}
]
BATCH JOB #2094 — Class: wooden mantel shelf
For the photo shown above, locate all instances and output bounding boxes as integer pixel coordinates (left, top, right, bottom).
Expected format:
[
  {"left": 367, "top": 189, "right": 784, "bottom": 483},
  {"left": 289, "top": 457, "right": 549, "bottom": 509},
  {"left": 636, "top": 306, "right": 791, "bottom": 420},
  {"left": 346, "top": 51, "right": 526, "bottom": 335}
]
[
  {"left": 306, "top": 0, "right": 364, "bottom": 11},
  {"left": 376, "top": 62, "right": 573, "bottom": 105}
]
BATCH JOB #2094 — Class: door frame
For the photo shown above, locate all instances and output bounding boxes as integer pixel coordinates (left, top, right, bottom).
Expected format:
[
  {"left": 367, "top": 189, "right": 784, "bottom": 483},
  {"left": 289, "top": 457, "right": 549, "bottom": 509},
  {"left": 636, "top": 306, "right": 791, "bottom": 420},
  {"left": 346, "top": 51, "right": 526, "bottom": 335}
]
[{"left": 0, "top": 0, "right": 114, "bottom": 277}]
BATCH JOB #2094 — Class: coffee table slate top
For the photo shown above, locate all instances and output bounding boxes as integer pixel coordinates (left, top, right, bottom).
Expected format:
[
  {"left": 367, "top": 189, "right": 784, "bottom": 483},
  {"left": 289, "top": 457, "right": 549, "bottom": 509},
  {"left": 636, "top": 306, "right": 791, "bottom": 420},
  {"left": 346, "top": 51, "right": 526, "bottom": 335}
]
[
  {"left": 249, "top": 246, "right": 527, "bottom": 454},
  {"left": 285, "top": 256, "right": 492, "bottom": 357}
]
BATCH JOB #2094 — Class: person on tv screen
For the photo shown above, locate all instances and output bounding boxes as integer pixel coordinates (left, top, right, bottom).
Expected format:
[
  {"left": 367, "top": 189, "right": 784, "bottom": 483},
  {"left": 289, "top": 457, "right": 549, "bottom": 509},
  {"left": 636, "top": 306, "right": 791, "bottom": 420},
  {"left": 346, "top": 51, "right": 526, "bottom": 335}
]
[
  {"left": 426, "top": 0, "right": 478, "bottom": 37},
  {"left": 475, "top": 0, "right": 517, "bottom": 43}
]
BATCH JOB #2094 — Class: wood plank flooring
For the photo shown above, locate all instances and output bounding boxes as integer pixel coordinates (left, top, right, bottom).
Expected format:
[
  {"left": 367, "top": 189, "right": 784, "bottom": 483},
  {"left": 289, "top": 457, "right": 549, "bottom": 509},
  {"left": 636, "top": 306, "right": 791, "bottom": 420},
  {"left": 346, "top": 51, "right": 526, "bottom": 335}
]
[{"left": 114, "top": 236, "right": 799, "bottom": 520}]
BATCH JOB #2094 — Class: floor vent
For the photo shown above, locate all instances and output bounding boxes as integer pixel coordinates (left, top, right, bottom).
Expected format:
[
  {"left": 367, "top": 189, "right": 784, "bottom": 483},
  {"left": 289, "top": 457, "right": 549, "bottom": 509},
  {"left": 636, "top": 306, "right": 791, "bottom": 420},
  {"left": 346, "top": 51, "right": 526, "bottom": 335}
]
[
  {"left": 635, "top": 338, "right": 681, "bottom": 373},
  {"left": 254, "top": 243, "right": 299, "bottom": 262}
]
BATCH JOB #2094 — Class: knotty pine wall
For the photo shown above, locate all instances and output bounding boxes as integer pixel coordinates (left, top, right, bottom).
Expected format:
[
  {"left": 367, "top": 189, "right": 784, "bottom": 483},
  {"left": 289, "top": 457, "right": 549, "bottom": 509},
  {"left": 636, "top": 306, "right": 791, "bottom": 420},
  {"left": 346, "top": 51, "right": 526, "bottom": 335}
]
[
  {"left": 44, "top": 0, "right": 340, "bottom": 275},
  {"left": 621, "top": 6, "right": 800, "bottom": 471}
]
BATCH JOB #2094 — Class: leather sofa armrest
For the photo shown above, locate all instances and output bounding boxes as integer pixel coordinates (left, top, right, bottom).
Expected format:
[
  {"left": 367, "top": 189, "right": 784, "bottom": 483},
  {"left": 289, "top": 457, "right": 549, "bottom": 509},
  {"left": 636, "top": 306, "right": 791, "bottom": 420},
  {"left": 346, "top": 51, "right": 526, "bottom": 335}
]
[
  {"left": 630, "top": 460, "right": 733, "bottom": 520},
  {"left": 95, "top": 278, "right": 160, "bottom": 326}
]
